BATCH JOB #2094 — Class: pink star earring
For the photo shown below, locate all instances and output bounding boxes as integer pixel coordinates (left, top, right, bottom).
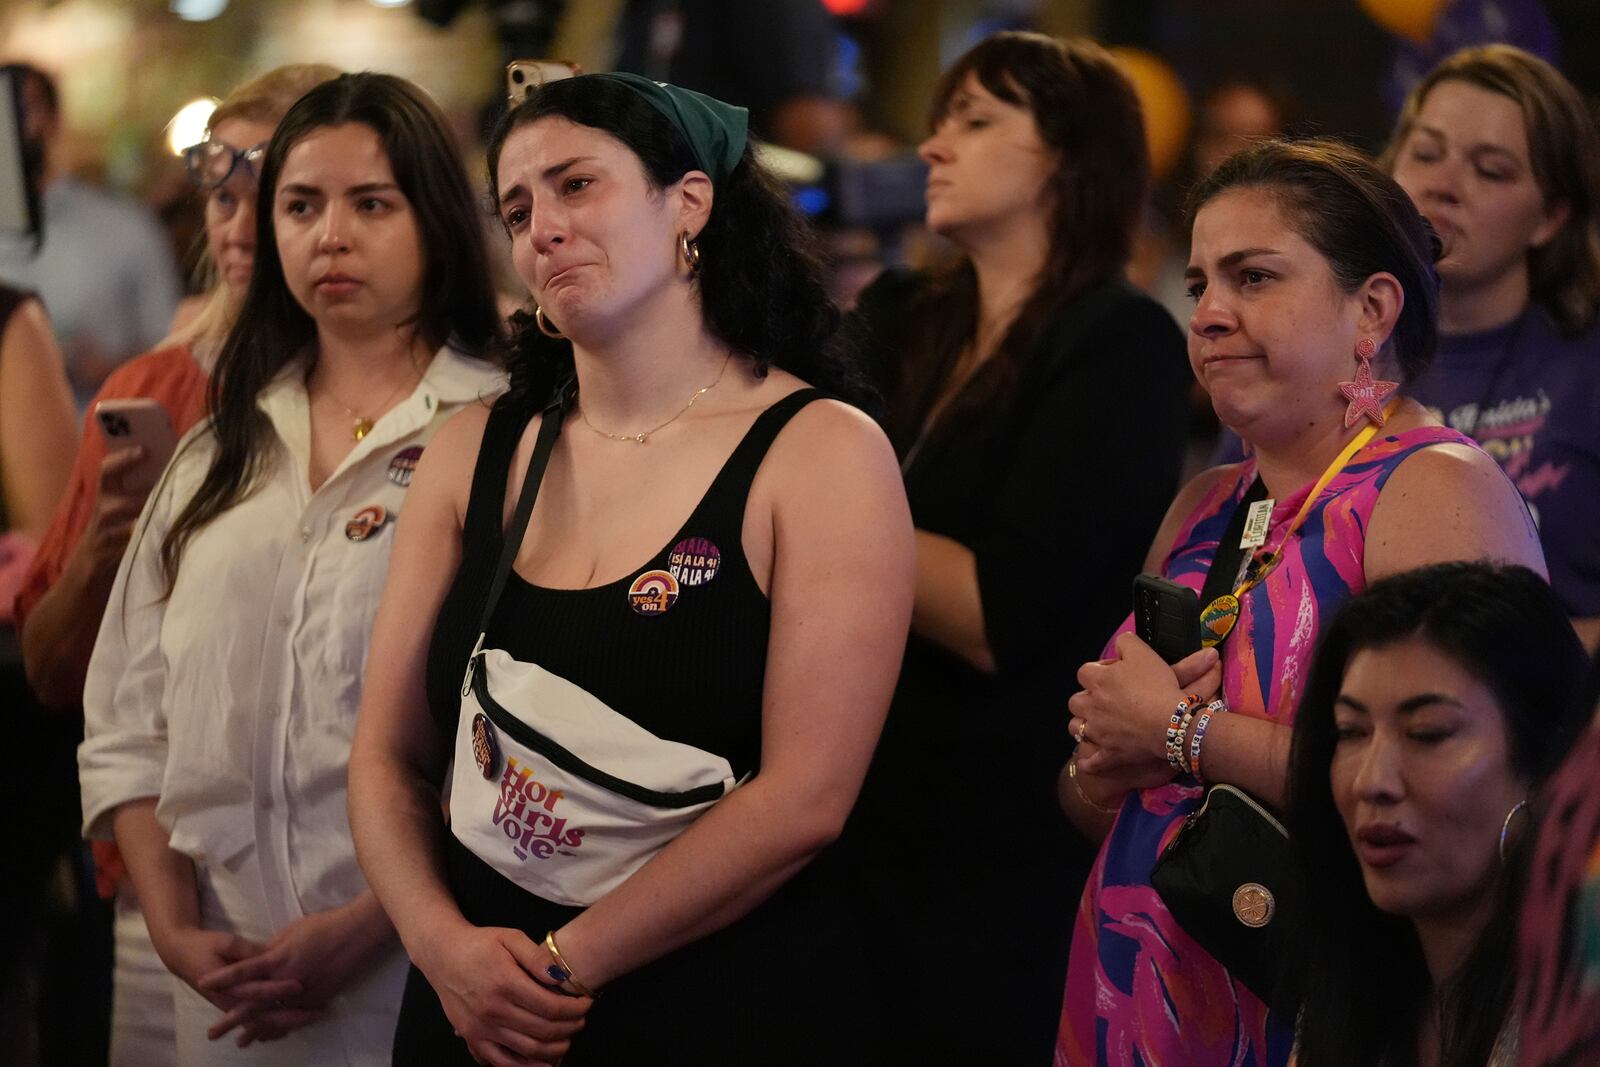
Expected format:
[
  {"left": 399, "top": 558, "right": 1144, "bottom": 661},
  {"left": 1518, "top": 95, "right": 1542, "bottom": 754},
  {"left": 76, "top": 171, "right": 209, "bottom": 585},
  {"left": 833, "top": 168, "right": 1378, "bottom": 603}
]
[{"left": 1338, "top": 337, "right": 1399, "bottom": 428}]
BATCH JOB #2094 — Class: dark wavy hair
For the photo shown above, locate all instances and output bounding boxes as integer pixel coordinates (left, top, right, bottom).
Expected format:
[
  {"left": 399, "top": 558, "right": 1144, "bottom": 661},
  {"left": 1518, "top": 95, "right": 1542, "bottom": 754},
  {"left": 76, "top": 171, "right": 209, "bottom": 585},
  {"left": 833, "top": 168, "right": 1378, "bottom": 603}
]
[
  {"left": 158, "top": 72, "right": 502, "bottom": 589},
  {"left": 887, "top": 32, "right": 1148, "bottom": 441},
  {"left": 1381, "top": 44, "right": 1600, "bottom": 338},
  {"left": 1287, "top": 562, "right": 1590, "bottom": 1067},
  {"left": 1188, "top": 137, "right": 1443, "bottom": 387},
  {"left": 485, "top": 75, "right": 872, "bottom": 411}
]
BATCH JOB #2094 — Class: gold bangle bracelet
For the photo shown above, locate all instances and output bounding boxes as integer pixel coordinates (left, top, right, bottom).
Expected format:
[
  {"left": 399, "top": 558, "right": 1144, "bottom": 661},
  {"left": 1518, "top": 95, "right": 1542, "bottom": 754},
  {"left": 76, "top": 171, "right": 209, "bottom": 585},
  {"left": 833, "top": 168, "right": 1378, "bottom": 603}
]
[
  {"left": 543, "top": 930, "right": 599, "bottom": 998},
  {"left": 1069, "top": 753, "right": 1123, "bottom": 816}
]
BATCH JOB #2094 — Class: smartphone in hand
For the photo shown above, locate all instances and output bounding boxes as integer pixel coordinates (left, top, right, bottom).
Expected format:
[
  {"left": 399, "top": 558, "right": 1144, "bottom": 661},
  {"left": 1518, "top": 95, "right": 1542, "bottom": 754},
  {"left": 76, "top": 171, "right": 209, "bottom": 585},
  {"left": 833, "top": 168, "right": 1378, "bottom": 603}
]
[
  {"left": 95, "top": 398, "right": 176, "bottom": 495},
  {"left": 1133, "top": 574, "right": 1202, "bottom": 665}
]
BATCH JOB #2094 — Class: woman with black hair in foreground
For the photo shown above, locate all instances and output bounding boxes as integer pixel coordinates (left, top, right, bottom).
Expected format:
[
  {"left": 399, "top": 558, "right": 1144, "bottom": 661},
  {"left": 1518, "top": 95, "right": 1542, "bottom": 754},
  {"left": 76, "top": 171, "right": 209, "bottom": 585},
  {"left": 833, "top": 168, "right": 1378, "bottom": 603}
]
[
  {"left": 1287, "top": 562, "right": 1591, "bottom": 1066},
  {"left": 348, "top": 74, "right": 912, "bottom": 1066}
]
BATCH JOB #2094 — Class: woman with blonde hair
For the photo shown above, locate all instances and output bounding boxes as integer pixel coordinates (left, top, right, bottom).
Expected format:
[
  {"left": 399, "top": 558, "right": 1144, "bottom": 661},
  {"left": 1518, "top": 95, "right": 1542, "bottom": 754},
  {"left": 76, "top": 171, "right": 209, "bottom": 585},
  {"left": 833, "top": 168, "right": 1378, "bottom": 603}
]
[
  {"left": 15, "top": 63, "right": 336, "bottom": 1065},
  {"left": 1385, "top": 44, "right": 1600, "bottom": 651}
]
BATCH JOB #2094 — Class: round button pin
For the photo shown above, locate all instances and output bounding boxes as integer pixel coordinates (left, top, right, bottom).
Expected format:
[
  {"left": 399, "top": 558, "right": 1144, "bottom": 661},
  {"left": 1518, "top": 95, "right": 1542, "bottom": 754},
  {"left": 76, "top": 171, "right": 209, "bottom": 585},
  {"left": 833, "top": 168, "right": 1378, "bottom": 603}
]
[
  {"left": 471, "top": 712, "right": 499, "bottom": 780},
  {"left": 627, "top": 569, "right": 680, "bottom": 616},
  {"left": 344, "top": 504, "right": 388, "bottom": 542},
  {"left": 668, "top": 536, "right": 721, "bottom": 587}
]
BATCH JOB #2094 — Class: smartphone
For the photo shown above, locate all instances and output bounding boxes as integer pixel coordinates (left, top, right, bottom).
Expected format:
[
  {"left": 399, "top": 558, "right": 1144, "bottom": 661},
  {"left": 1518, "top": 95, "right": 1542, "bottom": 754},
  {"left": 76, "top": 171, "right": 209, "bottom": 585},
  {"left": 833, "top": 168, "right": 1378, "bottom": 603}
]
[
  {"left": 506, "top": 60, "right": 582, "bottom": 105},
  {"left": 1133, "top": 574, "right": 1202, "bottom": 665},
  {"left": 95, "top": 398, "right": 176, "bottom": 495}
]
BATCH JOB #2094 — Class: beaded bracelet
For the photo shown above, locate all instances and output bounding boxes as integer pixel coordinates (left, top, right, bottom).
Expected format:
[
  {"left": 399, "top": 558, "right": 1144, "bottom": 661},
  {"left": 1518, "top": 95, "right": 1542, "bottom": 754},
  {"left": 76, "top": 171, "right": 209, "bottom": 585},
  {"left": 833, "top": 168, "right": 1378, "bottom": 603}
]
[
  {"left": 1187, "top": 699, "right": 1226, "bottom": 781},
  {"left": 1166, "top": 692, "right": 1202, "bottom": 768},
  {"left": 1176, "top": 704, "right": 1198, "bottom": 761}
]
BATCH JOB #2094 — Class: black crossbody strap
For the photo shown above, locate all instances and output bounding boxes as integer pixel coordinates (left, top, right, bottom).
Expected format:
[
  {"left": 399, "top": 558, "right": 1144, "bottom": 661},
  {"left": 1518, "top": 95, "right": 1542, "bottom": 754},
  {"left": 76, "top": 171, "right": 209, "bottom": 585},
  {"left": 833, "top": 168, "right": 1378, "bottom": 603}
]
[
  {"left": 462, "top": 396, "right": 566, "bottom": 692},
  {"left": 1197, "top": 476, "right": 1268, "bottom": 615}
]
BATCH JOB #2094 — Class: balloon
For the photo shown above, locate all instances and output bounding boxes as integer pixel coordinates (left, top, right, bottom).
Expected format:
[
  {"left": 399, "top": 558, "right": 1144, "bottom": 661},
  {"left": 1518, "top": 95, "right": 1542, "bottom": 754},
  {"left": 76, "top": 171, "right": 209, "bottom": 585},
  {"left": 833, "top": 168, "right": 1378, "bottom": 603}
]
[
  {"left": 1358, "top": 0, "right": 1448, "bottom": 45},
  {"left": 1108, "top": 47, "right": 1192, "bottom": 182}
]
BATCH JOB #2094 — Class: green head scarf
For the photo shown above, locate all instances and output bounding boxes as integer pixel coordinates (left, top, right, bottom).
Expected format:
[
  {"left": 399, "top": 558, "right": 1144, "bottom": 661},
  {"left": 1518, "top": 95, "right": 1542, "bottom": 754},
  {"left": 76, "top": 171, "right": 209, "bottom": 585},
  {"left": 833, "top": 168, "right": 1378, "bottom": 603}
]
[{"left": 582, "top": 72, "right": 749, "bottom": 185}]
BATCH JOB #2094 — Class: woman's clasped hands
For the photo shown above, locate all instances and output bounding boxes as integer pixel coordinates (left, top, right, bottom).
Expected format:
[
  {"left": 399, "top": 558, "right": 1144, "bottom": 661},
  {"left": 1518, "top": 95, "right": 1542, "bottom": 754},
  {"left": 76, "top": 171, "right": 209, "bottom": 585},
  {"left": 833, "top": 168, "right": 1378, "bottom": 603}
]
[
  {"left": 413, "top": 920, "right": 591, "bottom": 1067},
  {"left": 1067, "top": 632, "right": 1222, "bottom": 783},
  {"left": 177, "top": 898, "right": 396, "bottom": 1048}
]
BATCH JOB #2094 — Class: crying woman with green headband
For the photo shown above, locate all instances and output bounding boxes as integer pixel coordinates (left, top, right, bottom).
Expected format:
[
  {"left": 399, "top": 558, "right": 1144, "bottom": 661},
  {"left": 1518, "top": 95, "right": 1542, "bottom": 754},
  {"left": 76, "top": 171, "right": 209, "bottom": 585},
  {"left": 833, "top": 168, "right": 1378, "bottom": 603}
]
[{"left": 348, "top": 73, "right": 914, "bottom": 1065}]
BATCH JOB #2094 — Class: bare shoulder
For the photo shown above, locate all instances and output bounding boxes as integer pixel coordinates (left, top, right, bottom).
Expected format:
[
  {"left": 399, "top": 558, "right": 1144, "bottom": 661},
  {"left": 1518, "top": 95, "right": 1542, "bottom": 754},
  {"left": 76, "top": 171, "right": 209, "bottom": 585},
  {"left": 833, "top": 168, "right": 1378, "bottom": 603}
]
[
  {"left": 1, "top": 296, "right": 58, "bottom": 356},
  {"left": 1382, "top": 438, "right": 1507, "bottom": 484},
  {"left": 1367, "top": 441, "right": 1545, "bottom": 579},
  {"left": 411, "top": 401, "right": 497, "bottom": 525},
  {"left": 747, "top": 392, "right": 906, "bottom": 542},
  {"left": 421, "top": 401, "right": 495, "bottom": 476},
  {"left": 764, "top": 394, "right": 899, "bottom": 482},
  {"left": 1372, "top": 440, "right": 1526, "bottom": 520}
]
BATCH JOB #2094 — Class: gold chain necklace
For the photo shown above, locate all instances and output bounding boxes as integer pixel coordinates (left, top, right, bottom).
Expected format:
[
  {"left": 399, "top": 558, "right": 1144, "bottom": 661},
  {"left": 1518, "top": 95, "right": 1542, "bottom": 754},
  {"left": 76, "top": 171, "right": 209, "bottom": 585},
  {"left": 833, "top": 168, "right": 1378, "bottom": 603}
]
[
  {"left": 578, "top": 354, "right": 731, "bottom": 444},
  {"left": 317, "top": 369, "right": 420, "bottom": 441}
]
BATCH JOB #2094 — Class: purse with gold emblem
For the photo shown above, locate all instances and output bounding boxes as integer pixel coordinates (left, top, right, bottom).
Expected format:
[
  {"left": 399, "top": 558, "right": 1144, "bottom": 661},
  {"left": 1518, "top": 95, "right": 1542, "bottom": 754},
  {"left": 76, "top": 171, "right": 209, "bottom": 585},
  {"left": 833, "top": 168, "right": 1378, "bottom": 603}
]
[{"left": 1150, "top": 782, "right": 1307, "bottom": 1016}]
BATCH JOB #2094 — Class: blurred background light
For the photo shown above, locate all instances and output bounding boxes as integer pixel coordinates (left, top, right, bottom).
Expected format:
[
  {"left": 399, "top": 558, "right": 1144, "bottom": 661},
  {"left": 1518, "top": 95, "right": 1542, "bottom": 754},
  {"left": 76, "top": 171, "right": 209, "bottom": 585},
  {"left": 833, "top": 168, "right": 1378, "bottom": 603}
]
[
  {"left": 170, "top": 0, "right": 229, "bottom": 21},
  {"left": 165, "top": 97, "right": 217, "bottom": 156}
]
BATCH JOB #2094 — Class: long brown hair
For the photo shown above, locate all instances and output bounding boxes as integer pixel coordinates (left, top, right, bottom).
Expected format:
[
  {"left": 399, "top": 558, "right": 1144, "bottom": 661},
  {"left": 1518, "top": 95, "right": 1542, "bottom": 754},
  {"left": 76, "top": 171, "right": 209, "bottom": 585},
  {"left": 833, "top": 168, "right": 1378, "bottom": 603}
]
[
  {"left": 1381, "top": 44, "right": 1600, "bottom": 338},
  {"left": 890, "top": 32, "right": 1149, "bottom": 444},
  {"left": 158, "top": 73, "right": 503, "bottom": 590}
]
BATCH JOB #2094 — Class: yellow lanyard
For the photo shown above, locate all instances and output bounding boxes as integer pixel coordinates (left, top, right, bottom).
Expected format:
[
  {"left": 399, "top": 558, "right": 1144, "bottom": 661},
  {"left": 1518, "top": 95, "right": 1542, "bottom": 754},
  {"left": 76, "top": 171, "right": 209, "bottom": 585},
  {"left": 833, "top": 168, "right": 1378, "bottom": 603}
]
[{"left": 1200, "top": 400, "right": 1396, "bottom": 646}]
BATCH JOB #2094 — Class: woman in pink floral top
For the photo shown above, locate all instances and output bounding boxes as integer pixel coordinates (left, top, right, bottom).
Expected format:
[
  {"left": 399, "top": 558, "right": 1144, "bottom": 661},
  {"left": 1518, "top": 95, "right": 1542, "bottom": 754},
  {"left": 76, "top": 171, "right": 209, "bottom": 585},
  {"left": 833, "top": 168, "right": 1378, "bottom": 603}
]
[{"left": 1054, "top": 139, "right": 1547, "bottom": 1066}]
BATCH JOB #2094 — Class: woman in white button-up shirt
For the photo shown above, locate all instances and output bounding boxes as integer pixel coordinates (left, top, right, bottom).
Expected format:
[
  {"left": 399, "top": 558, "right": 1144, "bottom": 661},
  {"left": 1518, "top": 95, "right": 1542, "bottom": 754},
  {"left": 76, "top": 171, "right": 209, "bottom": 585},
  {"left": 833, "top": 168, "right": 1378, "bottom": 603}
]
[{"left": 80, "top": 73, "right": 505, "bottom": 1065}]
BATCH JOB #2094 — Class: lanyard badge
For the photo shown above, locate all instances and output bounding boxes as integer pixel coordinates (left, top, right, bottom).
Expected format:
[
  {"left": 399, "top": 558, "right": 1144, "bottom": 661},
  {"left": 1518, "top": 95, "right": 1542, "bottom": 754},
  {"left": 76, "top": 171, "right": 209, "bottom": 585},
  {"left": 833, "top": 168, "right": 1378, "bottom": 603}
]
[{"left": 1199, "top": 402, "right": 1395, "bottom": 648}]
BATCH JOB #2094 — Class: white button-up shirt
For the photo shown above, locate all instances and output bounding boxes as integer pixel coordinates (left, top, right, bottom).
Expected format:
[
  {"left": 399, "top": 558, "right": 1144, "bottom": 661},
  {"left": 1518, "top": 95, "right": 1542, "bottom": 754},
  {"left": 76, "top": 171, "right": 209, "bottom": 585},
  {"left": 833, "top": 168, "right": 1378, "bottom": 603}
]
[{"left": 81, "top": 346, "right": 504, "bottom": 931}]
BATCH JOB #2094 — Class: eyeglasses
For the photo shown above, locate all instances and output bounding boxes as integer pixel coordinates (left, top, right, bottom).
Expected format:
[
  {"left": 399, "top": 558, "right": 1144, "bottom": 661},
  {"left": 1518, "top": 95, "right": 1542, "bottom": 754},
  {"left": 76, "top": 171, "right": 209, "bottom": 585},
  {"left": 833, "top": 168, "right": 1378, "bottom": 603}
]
[{"left": 184, "top": 138, "right": 267, "bottom": 190}]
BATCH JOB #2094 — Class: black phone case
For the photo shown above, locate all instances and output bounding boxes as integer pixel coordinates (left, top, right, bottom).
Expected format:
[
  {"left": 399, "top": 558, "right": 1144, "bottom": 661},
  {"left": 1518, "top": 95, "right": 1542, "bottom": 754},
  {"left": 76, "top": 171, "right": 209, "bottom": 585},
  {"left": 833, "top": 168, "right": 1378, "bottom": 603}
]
[{"left": 1133, "top": 574, "right": 1202, "bottom": 664}]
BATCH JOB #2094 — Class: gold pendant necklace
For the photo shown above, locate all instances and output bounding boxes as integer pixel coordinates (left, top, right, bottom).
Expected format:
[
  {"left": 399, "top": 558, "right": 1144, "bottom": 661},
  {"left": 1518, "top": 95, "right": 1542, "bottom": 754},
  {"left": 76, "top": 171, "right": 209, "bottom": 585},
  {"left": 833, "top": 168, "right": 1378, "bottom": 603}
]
[
  {"left": 578, "top": 354, "right": 732, "bottom": 444},
  {"left": 318, "top": 371, "right": 419, "bottom": 441}
]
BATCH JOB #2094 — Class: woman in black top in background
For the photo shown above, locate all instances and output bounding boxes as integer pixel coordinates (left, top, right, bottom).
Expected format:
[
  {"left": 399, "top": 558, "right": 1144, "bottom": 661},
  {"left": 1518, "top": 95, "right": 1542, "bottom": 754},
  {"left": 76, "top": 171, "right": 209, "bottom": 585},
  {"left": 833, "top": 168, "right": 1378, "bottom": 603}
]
[{"left": 839, "top": 31, "right": 1190, "bottom": 1064}]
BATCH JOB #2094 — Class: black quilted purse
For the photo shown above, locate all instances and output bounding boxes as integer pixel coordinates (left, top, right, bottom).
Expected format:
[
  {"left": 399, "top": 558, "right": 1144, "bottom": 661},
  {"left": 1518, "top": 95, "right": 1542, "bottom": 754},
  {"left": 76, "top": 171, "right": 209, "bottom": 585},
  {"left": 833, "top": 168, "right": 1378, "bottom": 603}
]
[{"left": 1150, "top": 783, "right": 1307, "bottom": 1017}]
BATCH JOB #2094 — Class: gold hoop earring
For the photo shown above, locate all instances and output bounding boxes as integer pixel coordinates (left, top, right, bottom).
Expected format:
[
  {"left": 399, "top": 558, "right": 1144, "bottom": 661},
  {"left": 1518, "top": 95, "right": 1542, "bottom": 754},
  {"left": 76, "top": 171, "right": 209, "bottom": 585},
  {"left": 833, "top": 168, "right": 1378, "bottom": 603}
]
[
  {"left": 534, "top": 305, "right": 564, "bottom": 339},
  {"left": 679, "top": 232, "right": 702, "bottom": 276}
]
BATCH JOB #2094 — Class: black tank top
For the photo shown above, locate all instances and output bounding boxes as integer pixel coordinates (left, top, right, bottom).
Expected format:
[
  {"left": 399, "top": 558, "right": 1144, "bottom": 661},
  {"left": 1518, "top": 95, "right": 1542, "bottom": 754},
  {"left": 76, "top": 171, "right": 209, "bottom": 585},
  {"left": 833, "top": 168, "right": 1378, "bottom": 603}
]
[
  {"left": 425, "top": 387, "right": 821, "bottom": 777},
  {"left": 406, "top": 387, "right": 873, "bottom": 1065}
]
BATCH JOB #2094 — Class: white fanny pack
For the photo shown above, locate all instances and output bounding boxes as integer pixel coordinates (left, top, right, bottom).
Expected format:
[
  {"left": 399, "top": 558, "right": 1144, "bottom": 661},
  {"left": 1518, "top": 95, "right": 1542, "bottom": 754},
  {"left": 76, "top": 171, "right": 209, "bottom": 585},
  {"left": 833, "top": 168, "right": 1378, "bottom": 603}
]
[{"left": 447, "top": 399, "right": 741, "bottom": 907}]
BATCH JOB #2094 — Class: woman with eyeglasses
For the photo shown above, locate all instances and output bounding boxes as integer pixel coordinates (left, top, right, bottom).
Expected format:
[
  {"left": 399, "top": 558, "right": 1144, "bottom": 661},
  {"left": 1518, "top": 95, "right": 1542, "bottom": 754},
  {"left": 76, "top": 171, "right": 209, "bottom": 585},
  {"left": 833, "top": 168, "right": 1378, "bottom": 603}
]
[{"left": 15, "top": 63, "right": 336, "bottom": 1066}]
